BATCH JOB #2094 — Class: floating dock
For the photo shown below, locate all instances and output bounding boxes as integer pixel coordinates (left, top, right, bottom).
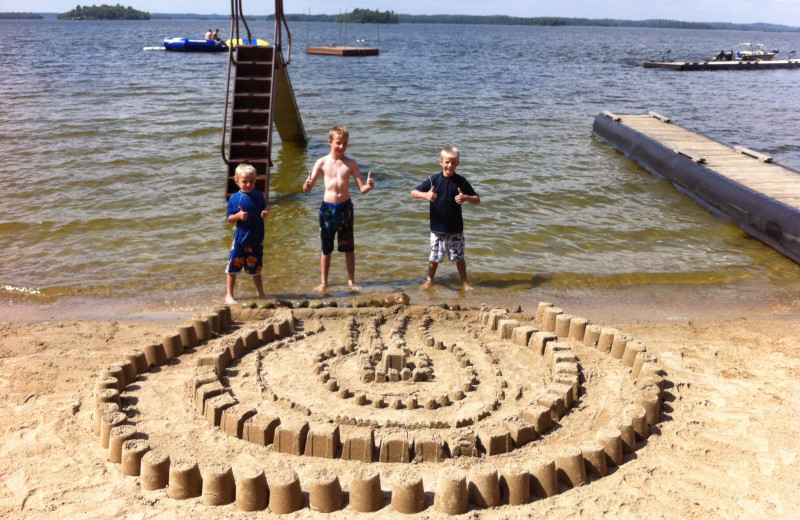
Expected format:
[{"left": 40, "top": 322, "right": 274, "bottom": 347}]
[
  {"left": 593, "top": 111, "right": 800, "bottom": 264},
  {"left": 644, "top": 59, "right": 800, "bottom": 71},
  {"left": 307, "top": 45, "right": 379, "bottom": 56}
]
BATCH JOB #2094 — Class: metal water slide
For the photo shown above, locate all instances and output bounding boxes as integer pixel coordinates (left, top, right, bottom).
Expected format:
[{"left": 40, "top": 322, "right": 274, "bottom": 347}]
[{"left": 221, "top": 0, "right": 307, "bottom": 199}]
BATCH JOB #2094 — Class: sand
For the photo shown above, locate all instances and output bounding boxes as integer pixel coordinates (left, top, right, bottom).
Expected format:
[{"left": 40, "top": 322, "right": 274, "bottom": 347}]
[{"left": 1, "top": 296, "right": 799, "bottom": 519}]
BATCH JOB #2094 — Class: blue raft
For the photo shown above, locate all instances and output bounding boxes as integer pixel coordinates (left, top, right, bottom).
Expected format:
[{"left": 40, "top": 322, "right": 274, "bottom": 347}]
[{"left": 163, "top": 38, "right": 228, "bottom": 52}]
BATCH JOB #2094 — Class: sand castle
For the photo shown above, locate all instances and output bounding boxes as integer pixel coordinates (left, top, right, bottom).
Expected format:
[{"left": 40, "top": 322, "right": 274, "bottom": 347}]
[{"left": 88, "top": 298, "right": 667, "bottom": 514}]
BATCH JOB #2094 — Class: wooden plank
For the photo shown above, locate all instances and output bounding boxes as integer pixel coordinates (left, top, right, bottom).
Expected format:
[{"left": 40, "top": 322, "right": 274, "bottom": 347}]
[
  {"left": 734, "top": 145, "right": 773, "bottom": 162},
  {"left": 719, "top": 178, "right": 800, "bottom": 188},
  {"left": 674, "top": 147, "right": 705, "bottom": 163},
  {"left": 714, "top": 168, "right": 797, "bottom": 177},
  {"left": 648, "top": 111, "right": 671, "bottom": 123},
  {"left": 704, "top": 155, "right": 773, "bottom": 161},
  {"left": 592, "top": 112, "right": 800, "bottom": 264},
  {"left": 616, "top": 119, "right": 800, "bottom": 207},
  {"left": 622, "top": 116, "right": 800, "bottom": 205},
  {"left": 713, "top": 166, "right": 789, "bottom": 174},
  {"left": 307, "top": 46, "right": 379, "bottom": 56}
]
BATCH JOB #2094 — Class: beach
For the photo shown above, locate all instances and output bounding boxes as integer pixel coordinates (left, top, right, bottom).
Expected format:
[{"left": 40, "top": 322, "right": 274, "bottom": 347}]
[
  {"left": 1, "top": 293, "right": 798, "bottom": 519},
  {"left": 3, "top": 17, "right": 800, "bottom": 520}
]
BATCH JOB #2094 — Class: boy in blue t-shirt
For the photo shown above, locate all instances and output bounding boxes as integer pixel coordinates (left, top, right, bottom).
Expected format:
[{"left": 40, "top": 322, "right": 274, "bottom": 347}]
[
  {"left": 225, "top": 163, "right": 270, "bottom": 304},
  {"left": 411, "top": 146, "right": 480, "bottom": 290}
]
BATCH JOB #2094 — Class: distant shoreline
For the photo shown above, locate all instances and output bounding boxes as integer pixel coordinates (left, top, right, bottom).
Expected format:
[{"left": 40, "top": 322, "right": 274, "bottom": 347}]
[{"left": 3, "top": 12, "right": 798, "bottom": 31}]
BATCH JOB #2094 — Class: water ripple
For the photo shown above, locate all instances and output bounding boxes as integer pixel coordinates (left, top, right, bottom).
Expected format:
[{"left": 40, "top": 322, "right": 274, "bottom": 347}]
[{"left": 1, "top": 19, "right": 799, "bottom": 302}]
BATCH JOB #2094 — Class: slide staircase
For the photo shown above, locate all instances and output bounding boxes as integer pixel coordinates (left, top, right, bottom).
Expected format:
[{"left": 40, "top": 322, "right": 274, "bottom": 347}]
[{"left": 222, "top": 0, "right": 306, "bottom": 200}]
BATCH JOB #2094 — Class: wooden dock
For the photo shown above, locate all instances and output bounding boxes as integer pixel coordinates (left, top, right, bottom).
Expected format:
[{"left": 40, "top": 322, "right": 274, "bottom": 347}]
[
  {"left": 593, "top": 111, "right": 800, "bottom": 264},
  {"left": 644, "top": 59, "right": 800, "bottom": 71},
  {"left": 307, "top": 45, "right": 379, "bottom": 57}
]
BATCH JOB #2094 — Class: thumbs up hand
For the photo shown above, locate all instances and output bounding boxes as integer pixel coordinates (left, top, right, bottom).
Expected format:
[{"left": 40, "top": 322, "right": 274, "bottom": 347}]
[
  {"left": 303, "top": 171, "right": 313, "bottom": 193},
  {"left": 238, "top": 205, "right": 249, "bottom": 221},
  {"left": 427, "top": 183, "right": 438, "bottom": 202},
  {"left": 455, "top": 187, "right": 465, "bottom": 205},
  {"left": 358, "top": 171, "right": 375, "bottom": 194}
]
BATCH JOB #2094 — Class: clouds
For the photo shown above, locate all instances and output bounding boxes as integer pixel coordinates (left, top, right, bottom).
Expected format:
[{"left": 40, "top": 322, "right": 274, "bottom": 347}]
[{"left": 9, "top": 0, "right": 800, "bottom": 26}]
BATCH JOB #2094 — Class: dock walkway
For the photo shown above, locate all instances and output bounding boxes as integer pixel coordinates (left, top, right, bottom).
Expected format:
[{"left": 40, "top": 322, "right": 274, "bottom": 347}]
[{"left": 593, "top": 112, "right": 800, "bottom": 263}]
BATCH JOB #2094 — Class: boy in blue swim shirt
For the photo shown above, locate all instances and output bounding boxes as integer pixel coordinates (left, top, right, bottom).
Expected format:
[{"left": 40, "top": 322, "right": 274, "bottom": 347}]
[
  {"left": 225, "top": 163, "right": 270, "bottom": 304},
  {"left": 411, "top": 146, "right": 480, "bottom": 290}
]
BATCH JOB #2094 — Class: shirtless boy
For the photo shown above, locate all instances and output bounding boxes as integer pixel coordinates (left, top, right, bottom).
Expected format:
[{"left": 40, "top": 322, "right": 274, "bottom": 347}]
[{"left": 303, "top": 125, "right": 374, "bottom": 293}]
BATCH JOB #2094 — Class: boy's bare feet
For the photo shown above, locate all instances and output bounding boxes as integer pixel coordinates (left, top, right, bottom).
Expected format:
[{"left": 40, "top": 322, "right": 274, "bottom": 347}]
[
  {"left": 314, "top": 283, "right": 328, "bottom": 294},
  {"left": 422, "top": 279, "right": 434, "bottom": 289},
  {"left": 225, "top": 296, "right": 238, "bottom": 304},
  {"left": 256, "top": 293, "right": 273, "bottom": 299},
  {"left": 348, "top": 281, "right": 360, "bottom": 292},
  {"left": 462, "top": 282, "right": 474, "bottom": 291}
]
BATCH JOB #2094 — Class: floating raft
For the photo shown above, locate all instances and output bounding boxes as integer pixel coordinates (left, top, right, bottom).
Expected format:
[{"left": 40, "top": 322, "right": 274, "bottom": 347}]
[
  {"left": 593, "top": 111, "right": 800, "bottom": 264},
  {"left": 307, "top": 45, "right": 379, "bottom": 56},
  {"left": 644, "top": 59, "right": 800, "bottom": 71}
]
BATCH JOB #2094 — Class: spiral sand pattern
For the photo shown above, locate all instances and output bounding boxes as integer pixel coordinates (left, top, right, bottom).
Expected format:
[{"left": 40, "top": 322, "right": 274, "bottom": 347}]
[{"left": 88, "top": 300, "right": 668, "bottom": 514}]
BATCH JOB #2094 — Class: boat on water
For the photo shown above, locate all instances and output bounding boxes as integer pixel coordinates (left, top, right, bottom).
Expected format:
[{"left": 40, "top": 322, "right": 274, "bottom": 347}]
[
  {"left": 157, "top": 37, "right": 269, "bottom": 52},
  {"left": 712, "top": 43, "right": 778, "bottom": 61},
  {"left": 163, "top": 37, "right": 228, "bottom": 52}
]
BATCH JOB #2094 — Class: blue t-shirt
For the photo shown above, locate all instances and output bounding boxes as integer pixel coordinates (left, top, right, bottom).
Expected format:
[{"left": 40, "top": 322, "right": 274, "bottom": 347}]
[
  {"left": 227, "top": 189, "right": 267, "bottom": 245},
  {"left": 415, "top": 172, "right": 478, "bottom": 234}
]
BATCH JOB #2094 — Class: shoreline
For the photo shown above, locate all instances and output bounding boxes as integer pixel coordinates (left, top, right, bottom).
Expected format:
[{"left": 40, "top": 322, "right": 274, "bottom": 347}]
[{"left": 2, "top": 279, "right": 798, "bottom": 324}]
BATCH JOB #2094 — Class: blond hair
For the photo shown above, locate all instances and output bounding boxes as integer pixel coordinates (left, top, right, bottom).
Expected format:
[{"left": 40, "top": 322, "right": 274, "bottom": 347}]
[
  {"left": 440, "top": 146, "right": 459, "bottom": 161},
  {"left": 329, "top": 125, "right": 349, "bottom": 141},
  {"left": 234, "top": 163, "right": 257, "bottom": 180}
]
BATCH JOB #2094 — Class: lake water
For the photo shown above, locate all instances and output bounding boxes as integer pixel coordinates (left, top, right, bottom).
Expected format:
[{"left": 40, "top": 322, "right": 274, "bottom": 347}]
[{"left": 1, "top": 18, "right": 800, "bottom": 313}]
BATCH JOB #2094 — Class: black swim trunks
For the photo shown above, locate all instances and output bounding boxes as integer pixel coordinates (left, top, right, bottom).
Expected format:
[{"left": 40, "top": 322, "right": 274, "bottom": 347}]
[{"left": 319, "top": 200, "right": 354, "bottom": 255}]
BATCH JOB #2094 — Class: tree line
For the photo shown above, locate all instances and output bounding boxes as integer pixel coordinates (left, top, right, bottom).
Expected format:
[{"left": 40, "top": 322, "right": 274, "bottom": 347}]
[
  {"left": 277, "top": 9, "right": 398, "bottom": 24},
  {"left": 277, "top": 11, "right": 797, "bottom": 31},
  {"left": 57, "top": 4, "right": 150, "bottom": 20},
  {"left": 393, "top": 14, "right": 717, "bottom": 28},
  {"left": 0, "top": 12, "right": 44, "bottom": 19},
  {"left": 4, "top": 8, "right": 797, "bottom": 31}
]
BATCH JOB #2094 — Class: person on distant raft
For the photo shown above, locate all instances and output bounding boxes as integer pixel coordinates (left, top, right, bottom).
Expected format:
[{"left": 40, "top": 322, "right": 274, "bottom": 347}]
[
  {"left": 211, "top": 28, "right": 221, "bottom": 42},
  {"left": 225, "top": 163, "right": 271, "bottom": 304},
  {"left": 303, "top": 125, "right": 375, "bottom": 294},
  {"left": 205, "top": 28, "right": 213, "bottom": 39},
  {"left": 411, "top": 146, "right": 480, "bottom": 290}
]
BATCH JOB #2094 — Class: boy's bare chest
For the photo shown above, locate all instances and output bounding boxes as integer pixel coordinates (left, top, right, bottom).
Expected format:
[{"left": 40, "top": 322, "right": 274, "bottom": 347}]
[{"left": 324, "top": 162, "right": 353, "bottom": 182}]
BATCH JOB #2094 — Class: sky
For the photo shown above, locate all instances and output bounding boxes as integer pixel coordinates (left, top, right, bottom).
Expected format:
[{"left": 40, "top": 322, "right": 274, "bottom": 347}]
[{"left": 9, "top": 0, "right": 800, "bottom": 27}]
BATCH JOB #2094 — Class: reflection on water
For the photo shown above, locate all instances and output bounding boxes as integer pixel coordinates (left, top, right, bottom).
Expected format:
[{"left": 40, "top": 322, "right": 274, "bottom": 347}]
[{"left": 1, "top": 19, "right": 800, "bottom": 308}]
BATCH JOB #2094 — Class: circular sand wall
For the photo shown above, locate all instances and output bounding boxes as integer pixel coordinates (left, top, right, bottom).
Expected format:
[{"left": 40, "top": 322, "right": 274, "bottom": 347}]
[{"left": 88, "top": 300, "right": 667, "bottom": 514}]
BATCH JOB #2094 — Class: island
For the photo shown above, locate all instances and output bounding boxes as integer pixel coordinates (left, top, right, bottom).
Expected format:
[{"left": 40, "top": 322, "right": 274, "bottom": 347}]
[
  {"left": 58, "top": 4, "right": 150, "bottom": 20},
  {"left": 338, "top": 8, "right": 398, "bottom": 24}
]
